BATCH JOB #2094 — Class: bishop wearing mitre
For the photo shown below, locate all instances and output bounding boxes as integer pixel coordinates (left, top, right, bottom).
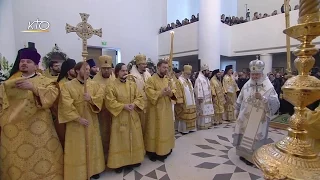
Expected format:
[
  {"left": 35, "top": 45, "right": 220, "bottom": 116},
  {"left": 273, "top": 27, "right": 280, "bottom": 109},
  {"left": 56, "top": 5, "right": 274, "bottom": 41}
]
[
  {"left": 105, "top": 63, "right": 145, "bottom": 173},
  {"left": 145, "top": 59, "right": 176, "bottom": 161},
  {"left": 58, "top": 62, "right": 105, "bottom": 179},
  {"left": 175, "top": 65, "right": 197, "bottom": 134},
  {"left": 223, "top": 65, "right": 239, "bottom": 121},
  {"left": 0, "top": 48, "right": 63, "bottom": 180},
  {"left": 129, "top": 54, "right": 151, "bottom": 133},
  {"left": 194, "top": 64, "right": 215, "bottom": 129},
  {"left": 233, "top": 59, "right": 279, "bottom": 165},
  {"left": 93, "top": 55, "right": 115, "bottom": 165},
  {"left": 210, "top": 69, "right": 226, "bottom": 125}
]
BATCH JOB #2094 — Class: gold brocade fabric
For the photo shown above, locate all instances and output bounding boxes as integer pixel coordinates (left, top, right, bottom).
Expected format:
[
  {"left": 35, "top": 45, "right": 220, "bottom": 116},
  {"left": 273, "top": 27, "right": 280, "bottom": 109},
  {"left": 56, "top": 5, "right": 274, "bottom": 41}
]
[
  {"left": 175, "top": 78, "right": 197, "bottom": 131},
  {"left": 0, "top": 74, "right": 63, "bottom": 180},
  {"left": 58, "top": 79, "right": 105, "bottom": 179},
  {"left": 144, "top": 74, "right": 175, "bottom": 156},
  {"left": 222, "top": 75, "right": 239, "bottom": 121},
  {"left": 130, "top": 66, "right": 152, "bottom": 134},
  {"left": 210, "top": 76, "right": 226, "bottom": 114},
  {"left": 105, "top": 79, "right": 145, "bottom": 168},
  {"left": 306, "top": 106, "right": 320, "bottom": 153},
  {"left": 93, "top": 72, "right": 115, "bottom": 165},
  {"left": 44, "top": 69, "right": 59, "bottom": 81}
]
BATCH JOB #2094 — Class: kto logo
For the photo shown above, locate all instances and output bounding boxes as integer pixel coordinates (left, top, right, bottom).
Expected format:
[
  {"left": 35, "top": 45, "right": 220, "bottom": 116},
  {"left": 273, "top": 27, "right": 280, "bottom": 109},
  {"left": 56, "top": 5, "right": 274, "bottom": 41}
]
[{"left": 22, "top": 19, "right": 50, "bottom": 33}]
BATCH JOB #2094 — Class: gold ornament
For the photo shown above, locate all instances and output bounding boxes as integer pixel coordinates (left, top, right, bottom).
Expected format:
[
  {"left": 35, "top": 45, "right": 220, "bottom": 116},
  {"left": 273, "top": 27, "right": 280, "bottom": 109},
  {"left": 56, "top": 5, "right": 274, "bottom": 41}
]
[{"left": 253, "top": 1, "right": 320, "bottom": 179}]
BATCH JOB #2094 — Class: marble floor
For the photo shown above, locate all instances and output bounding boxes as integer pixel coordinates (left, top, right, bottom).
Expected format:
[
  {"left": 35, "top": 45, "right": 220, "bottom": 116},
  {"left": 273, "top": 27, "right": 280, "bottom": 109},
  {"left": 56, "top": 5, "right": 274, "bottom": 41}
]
[{"left": 99, "top": 122, "right": 287, "bottom": 180}]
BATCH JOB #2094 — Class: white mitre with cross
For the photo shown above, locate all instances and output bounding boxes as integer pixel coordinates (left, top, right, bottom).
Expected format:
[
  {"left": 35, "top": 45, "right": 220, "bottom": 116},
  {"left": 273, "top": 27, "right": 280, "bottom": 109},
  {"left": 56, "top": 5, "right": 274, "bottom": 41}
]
[{"left": 249, "top": 57, "right": 265, "bottom": 74}]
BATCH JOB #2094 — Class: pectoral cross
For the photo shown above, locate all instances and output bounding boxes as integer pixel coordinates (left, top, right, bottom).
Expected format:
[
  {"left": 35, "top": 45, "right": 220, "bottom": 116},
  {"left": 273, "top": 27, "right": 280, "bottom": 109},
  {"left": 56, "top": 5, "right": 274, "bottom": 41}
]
[
  {"left": 66, "top": 13, "right": 102, "bottom": 57},
  {"left": 250, "top": 83, "right": 264, "bottom": 93}
]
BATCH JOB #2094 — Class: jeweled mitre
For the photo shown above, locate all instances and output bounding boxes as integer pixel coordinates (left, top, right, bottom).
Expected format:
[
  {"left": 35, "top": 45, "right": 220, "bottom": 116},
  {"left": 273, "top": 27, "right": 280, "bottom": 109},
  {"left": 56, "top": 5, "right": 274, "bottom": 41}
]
[{"left": 249, "top": 59, "right": 265, "bottom": 73}]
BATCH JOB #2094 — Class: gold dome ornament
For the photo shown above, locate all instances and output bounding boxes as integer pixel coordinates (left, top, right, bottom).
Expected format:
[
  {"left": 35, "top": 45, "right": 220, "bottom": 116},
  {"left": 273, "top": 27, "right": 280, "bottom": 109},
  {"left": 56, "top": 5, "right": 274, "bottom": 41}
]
[{"left": 253, "top": 0, "right": 320, "bottom": 179}]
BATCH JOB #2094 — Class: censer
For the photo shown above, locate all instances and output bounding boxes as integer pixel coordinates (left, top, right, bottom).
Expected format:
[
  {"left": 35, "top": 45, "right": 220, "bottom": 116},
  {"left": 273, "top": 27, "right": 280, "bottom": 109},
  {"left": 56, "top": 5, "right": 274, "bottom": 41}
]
[{"left": 252, "top": 0, "right": 320, "bottom": 179}]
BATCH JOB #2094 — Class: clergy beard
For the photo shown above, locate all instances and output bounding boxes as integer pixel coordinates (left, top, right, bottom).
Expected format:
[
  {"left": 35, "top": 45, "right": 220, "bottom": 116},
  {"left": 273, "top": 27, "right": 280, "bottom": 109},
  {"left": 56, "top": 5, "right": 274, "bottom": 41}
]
[
  {"left": 90, "top": 69, "right": 97, "bottom": 76},
  {"left": 68, "top": 71, "right": 76, "bottom": 79},
  {"left": 120, "top": 77, "right": 126, "bottom": 82},
  {"left": 159, "top": 71, "right": 166, "bottom": 77},
  {"left": 102, "top": 73, "right": 110, "bottom": 78}
]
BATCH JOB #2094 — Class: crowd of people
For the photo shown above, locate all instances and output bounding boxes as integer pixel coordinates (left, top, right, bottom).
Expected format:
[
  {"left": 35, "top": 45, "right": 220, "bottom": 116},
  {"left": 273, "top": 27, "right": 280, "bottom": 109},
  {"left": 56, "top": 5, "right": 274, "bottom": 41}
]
[
  {"left": 160, "top": 3, "right": 301, "bottom": 32},
  {"left": 0, "top": 41, "right": 289, "bottom": 179},
  {"left": 159, "top": 14, "right": 199, "bottom": 33}
]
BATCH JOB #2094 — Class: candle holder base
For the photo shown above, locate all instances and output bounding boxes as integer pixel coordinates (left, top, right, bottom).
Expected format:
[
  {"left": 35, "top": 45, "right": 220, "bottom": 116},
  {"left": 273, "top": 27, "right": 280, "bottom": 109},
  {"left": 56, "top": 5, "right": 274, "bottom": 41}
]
[{"left": 253, "top": 144, "right": 320, "bottom": 180}]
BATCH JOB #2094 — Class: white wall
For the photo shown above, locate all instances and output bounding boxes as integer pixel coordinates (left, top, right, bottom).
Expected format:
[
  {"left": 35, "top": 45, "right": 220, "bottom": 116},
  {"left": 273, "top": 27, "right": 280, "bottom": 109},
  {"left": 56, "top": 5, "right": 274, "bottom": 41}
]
[
  {"left": 0, "top": 0, "right": 17, "bottom": 63},
  {"left": 167, "top": 0, "right": 199, "bottom": 24},
  {"left": 167, "top": 0, "right": 237, "bottom": 24},
  {"left": 237, "top": 0, "right": 299, "bottom": 18},
  {"left": 221, "top": 0, "right": 238, "bottom": 17},
  {"left": 158, "top": 22, "right": 231, "bottom": 58},
  {"left": 8, "top": 0, "right": 166, "bottom": 65}
]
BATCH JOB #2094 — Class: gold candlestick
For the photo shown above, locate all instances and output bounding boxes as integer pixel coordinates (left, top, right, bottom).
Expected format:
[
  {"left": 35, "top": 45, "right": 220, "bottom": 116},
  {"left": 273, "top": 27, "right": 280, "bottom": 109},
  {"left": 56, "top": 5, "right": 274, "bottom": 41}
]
[
  {"left": 253, "top": 0, "right": 320, "bottom": 179},
  {"left": 285, "top": 0, "right": 292, "bottom": 74},
  {"left": 298, "top": 0, "right": 320, "bottom": 23},
  {"left": 168, "top": 31, "right": 175, "bottom": 87}
]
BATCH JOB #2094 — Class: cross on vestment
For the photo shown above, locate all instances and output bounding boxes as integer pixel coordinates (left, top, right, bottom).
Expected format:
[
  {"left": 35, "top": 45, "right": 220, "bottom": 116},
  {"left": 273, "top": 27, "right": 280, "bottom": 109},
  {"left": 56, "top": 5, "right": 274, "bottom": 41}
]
[
  {"left": 249, "top": 83, "right": 265, "bottom": 111},
  {"left": 250, "top": 82, "right": 264, "bottom": 93},
  {"left": 239, "top": 83, "right": 267, "bottom": 152}
]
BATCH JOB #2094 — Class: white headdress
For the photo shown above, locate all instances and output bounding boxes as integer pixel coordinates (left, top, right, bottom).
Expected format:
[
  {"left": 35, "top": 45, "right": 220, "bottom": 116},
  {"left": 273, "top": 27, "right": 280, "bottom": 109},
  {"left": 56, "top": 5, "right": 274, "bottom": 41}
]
[
  {"left": 201, "top": 64, "right": 209, "bottom": 71},
  {"left": 249, "top": 57, "right": 265, "bottom": 73}
]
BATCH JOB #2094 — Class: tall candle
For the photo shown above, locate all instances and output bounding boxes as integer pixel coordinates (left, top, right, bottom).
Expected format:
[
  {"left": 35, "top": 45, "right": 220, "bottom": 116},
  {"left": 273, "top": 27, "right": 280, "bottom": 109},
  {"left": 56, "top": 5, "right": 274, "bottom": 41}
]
[{"left": 299, "top": 0, "right": 320, "bottom": 17}]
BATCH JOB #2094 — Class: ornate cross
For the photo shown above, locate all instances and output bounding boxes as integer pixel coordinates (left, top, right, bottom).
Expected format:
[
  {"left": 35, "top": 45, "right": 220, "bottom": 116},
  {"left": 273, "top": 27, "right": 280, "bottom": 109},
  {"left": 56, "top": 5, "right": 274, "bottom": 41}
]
[
  {"left": 250, "top": 83, "right": 264, "bottom": 93},
  {"left": 65, "top": 13, "right": 102, "bottom": 59}
]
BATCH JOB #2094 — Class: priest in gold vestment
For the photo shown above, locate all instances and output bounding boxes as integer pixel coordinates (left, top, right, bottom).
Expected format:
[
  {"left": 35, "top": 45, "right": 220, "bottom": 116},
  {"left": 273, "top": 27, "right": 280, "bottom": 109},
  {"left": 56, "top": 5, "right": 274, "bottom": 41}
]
[
  {"left": 58, "top": 62, "right": 105, "bottom": 180},
  {"left": 0, "top": 49, "right": 63, "bottom": 180},
  {"left": 105, "top": 63, "right": 145, "bottom": 173},
  {"left": 145, "top": 59, "right": 176, "bottom": 161},
  {"left": 93, "top": 55, "right": 115, "bottom": 165},
  {"left": 51, "top": 58, "right": 77, "bottom": 148},
  {"left": 175, "top": 65, "right": 197, "bottom": 134},
  {"left": 210, "top": 69, "right": 226, "bottom": 125},
  {"left": 57, "top": 58, "right": 77, "bottom": 85},
  {"left": 129, "top": 54, "right": 151, "bottom": 134},
  {"left": 223, "top": 65, "right": 239, "bottom": 121}
]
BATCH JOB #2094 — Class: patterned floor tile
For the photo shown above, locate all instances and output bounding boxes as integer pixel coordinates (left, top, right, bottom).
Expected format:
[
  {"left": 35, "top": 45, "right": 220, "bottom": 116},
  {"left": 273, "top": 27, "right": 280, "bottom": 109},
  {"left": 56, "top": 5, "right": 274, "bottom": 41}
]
[
  {"left": 212, "top": 173, "right": 233, "bottom": 180},
  {"left": 196, "top": 145, "right": 214, "bottom": 149},
  {"left": 145, "top": 170, "right": 157, "bottom": 179},
  {"left": 195, "top": 162, "right": 220, "bottom": 169},
  {"left": 192, "top": 152, "right": 214, "bottom": 158},
  {"left": 217, "top": 135, "right": 230, "bottom": 142},
  {"left": 99, "top": 122, "right": 285, "bottom": 180}
]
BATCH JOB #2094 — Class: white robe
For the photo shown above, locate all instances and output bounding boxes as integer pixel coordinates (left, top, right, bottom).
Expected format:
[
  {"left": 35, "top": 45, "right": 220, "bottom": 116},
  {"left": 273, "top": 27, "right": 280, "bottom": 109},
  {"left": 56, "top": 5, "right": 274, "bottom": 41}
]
[
  {"left": 233, "top": 75, "right": 280, "bottom": 163},
  {"left": 194, "top": 72, "right": 214, "bottom": 129}
]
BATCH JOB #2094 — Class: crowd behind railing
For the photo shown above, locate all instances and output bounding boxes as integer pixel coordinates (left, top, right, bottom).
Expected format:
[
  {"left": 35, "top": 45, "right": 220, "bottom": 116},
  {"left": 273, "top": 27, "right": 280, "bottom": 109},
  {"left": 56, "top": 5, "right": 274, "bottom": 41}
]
[
  {"left": 160, "top": 4, "right": 300, "bottom": 33},
  {"left": 159, "top": 13, "right": 199, "bottom": 34}
]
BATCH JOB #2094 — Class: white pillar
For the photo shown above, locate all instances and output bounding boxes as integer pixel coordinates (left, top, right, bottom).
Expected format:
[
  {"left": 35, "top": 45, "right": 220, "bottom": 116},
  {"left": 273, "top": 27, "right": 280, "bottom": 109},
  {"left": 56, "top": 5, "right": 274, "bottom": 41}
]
[
  {"left": 199, "top": 0, "right": 221, "bottom": 70},
  {"left": 260, "top": 54, "right": 273, "bottom": 74}
]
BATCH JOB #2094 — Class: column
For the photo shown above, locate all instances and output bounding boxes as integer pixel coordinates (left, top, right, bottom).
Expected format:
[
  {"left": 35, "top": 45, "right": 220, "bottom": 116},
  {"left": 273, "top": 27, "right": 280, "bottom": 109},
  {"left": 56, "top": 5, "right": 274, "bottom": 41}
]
[
  {"left": 198, "top": 0, "right": 221, "bottom": 70},
  {"left": 260, "top": 54, "right": 273, "bottom": 74}
]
